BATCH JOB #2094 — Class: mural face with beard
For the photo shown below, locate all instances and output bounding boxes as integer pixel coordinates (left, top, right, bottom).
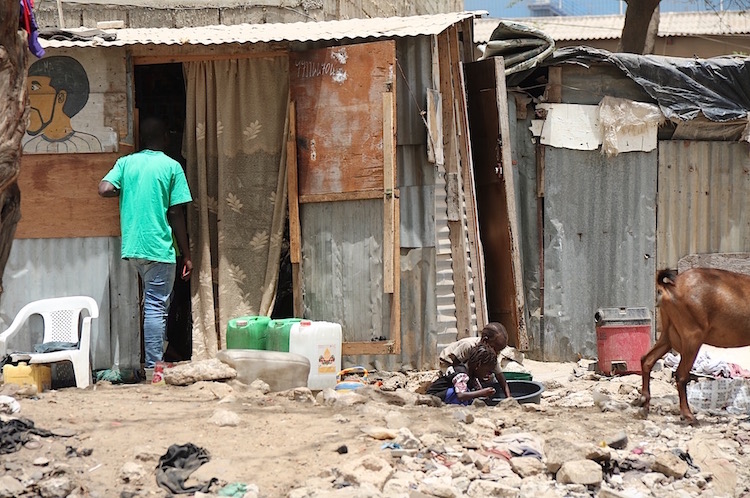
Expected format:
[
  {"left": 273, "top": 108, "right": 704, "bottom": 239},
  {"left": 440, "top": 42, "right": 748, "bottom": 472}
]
[{"left": 24, "top": 55, "right": 102, "bottom": 153}]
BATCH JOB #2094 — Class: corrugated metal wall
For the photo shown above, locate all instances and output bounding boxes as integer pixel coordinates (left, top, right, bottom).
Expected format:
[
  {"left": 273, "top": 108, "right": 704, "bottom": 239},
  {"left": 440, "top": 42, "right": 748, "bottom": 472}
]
[
  {"left": 657, "top": 141, "right": 750, "bottom": 269},
  {"left": 301, "top": 199, "right": 388, "bottom": 339},
  {"left": 0, "top": 237, "right": 139, "bottom": 371},
  {"left": 508, "top": 94, "right": 543, "bottom": 357},
  {"left": 542, "top": 148, "right": 657, "bottom": 361}
]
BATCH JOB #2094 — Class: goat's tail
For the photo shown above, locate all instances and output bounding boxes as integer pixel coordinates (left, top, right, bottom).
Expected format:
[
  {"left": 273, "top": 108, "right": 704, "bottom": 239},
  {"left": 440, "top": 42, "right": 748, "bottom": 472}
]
[{"left": 655, "top": 269, "right": 678, "bottom": 306}]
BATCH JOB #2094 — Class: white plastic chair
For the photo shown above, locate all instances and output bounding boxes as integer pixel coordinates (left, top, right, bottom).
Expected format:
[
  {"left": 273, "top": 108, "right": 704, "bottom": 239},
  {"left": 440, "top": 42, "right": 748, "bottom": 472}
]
[{"left": 0, "top": 296, "right": 99, "bottom": 389}]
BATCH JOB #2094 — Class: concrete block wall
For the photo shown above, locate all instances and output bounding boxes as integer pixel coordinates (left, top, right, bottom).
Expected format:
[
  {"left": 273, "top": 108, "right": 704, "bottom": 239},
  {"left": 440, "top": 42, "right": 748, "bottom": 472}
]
[{"left": 35, "top": 0, "right": 463, "bottom": 29}]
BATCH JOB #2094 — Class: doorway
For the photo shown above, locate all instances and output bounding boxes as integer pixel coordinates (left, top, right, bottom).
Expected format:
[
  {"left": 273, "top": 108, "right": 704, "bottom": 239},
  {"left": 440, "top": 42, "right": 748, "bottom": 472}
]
[{"left": 133, "top": 63, "right": 192, "bottom": 363}]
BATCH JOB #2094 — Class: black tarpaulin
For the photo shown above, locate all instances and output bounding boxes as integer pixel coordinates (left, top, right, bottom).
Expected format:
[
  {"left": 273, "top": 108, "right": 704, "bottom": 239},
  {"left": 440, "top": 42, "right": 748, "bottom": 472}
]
[
  {"left": 481, "top": 20, "right": 555, "bottom": 76},
  {"left": 542, "top": 46, "right": 750, "bottom": 123}
]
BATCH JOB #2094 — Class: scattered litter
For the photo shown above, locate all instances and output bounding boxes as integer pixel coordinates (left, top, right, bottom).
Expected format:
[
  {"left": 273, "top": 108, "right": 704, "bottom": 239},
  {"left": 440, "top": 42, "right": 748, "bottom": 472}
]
[
  {"left": 381, "top": 442, "right": 402, "bottom": 450},
  {"left": 0, "top": 395, "right": 20, "bottom": 414},
  {"left": 218, "top": 482, "right": 255, "bottom": 497},
  {"left": 155, "top": 443, "right": 218, "bottom": 495},
  {"left": 361, "top": 426, "right": 397, "bottom": 440},
  {"left": 0, "top": 417, "right": 53, "bottom": 454},
  {"left": 66, "top": 446, "right": 93, "bottom": 458}
]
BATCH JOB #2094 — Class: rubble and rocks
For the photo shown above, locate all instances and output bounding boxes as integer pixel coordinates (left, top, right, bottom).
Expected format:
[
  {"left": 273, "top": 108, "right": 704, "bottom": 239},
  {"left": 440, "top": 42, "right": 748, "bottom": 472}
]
[
  {"left": 163, "top": 358, "right": 237, "bottom": 386},
  {"left": 1, "top": 361, "right": 750, "bottom": 497}
]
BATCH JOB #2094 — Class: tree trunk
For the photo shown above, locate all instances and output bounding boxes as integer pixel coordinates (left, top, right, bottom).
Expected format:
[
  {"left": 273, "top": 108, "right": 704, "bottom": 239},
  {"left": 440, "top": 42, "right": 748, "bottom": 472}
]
[
  {"left": 619, "top": 0, "right": 662, "bottom": 54},
  {"left": 0, "top": 1, "right": 26, "bottom": 295}
]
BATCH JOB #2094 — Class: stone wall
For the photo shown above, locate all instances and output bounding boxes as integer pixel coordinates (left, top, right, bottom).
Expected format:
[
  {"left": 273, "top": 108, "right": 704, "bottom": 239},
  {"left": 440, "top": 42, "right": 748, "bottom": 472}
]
[{"left": 36, "top": 0, "right": 464, "bottom": 29}]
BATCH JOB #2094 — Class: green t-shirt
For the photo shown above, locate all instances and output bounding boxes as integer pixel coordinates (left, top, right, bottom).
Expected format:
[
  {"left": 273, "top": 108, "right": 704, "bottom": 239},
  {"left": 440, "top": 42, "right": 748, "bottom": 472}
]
[{"left": 103, "top": 150, "right": 192, "bottom": 263}]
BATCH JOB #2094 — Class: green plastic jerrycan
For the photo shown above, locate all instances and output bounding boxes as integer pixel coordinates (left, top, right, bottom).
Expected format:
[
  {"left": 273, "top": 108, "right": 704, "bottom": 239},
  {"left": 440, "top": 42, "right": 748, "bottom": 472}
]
[
  {"left": 266, "top": 318, "right": 302, "bottom": 352},
  {"left": 226, "top": 316, "right": 271, "bottom": 350}
]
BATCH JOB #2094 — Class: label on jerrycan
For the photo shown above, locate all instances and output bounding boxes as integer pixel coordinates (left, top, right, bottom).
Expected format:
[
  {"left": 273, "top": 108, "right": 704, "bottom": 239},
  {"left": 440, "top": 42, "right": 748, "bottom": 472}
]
[{"left": 318, "top": 345, "right": 337, "bottom": 374}]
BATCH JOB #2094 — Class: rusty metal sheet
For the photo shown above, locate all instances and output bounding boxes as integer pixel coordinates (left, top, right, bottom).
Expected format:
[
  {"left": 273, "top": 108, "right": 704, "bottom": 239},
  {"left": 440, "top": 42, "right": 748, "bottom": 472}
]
[{"left": 290, "top": 40, "right": 396, "bottom": 196}]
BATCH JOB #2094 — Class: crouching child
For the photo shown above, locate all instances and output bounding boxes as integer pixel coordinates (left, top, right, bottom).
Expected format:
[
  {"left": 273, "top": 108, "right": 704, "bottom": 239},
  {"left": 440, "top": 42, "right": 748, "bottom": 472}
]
[
  {"left": 438, "top": 322, "right": 512, "bottom": 399},
  {"left": 427, "top": 344, "right": 498, "bottom": 405}
]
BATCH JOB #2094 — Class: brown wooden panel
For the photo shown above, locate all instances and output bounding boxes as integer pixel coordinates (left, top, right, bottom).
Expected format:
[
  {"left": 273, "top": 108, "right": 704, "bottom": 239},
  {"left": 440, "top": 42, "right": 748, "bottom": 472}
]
[
  {"left": 290, "top": 41, "right": 396, "bottom": 196},
  {"left": 464, "top": 57, "right": 528, "bottom": 350},
  {"left": 16, "top": 151, "right": 132, "bottom": 239}
]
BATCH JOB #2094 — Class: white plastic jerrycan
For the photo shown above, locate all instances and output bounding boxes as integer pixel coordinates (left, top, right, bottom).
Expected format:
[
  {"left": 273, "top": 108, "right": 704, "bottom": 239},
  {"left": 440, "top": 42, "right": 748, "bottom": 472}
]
[{"left": 289, "top": 320, "right": 342, "bottom": 390}]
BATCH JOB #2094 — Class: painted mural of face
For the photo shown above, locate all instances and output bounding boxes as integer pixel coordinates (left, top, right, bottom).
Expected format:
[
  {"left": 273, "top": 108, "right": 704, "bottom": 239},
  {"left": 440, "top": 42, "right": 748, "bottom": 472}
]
[
  {"left": 23, "top": 56, "right": 104, "bottom": 153},
  {"left": 27, "top": 75, "right": 69, "bottom": 138}
]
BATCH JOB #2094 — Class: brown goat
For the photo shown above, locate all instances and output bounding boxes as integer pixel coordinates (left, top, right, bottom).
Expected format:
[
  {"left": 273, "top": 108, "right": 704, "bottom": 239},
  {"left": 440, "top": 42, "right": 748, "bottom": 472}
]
[{"left": 638, "top": 267, "right": 750, "bottom": 425}]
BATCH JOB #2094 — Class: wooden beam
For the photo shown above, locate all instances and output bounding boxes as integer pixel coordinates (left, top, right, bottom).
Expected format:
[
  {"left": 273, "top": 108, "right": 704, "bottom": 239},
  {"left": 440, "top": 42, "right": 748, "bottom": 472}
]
[
  {"left": 536, "top": 141, "right": 545, "bottom": 198},
  {"left": 438, "top": 28, "right": 472, "bottom": 340},
  {"left": 287, "top": 101, "right": 301, "bottom": 264},
  {"left": 460, "top": 18, "right": 476, "bottom": 62},
  {"left": 343, "top": 341, "right": 396, "bottom": 355},
  {"left": 383, "top": 91, "right": 397, "bottom": 294},
  {"left": 457, "top": 62, "right": 488, "bottom": 329},
  {"left": 286, "top": 101, "right": 304, "bottom": 318},
  {"left": 132, "top": 50, "right": 287, "bottom": 65},
  {"left": 298, "top": 190, "right": 382, "bottom": 204},
  {"left": 389, "top": 195, "right": 401, "bottom": 354},
  {"left": 494, "top": 57, "right": 529, "bottom": 350},
  {"left": 545, "top": 66, "right": 563, "bottom": 104}
]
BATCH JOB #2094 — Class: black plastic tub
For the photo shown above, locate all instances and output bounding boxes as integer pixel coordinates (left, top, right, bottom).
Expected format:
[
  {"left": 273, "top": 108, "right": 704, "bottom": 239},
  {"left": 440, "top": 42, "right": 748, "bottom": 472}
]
[{"left": 481, "top": 380, "right": 545, "bottom": 406}]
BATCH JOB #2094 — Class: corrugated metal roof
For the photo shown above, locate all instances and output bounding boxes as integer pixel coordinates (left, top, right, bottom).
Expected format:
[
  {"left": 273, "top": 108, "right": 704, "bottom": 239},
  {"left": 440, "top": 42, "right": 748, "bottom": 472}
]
[
  {"left": 475, "top": 10, "right": 750, "bottom": 43},
  {"left": 40, "top": 11, "right": 482, "bottom": 48}
]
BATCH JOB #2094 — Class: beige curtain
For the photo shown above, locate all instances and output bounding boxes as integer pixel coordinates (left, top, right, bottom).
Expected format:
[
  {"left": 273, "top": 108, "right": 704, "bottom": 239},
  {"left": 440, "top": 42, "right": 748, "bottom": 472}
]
[{"left": 183, "top": 57, "right": 289, "bottom": 359}]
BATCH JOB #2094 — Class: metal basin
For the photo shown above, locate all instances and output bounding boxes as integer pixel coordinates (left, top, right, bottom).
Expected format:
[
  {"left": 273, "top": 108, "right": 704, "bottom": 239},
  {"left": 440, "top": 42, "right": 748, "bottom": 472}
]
[{"left": 483, "top": 380, "right": 545, "bottom": 405}]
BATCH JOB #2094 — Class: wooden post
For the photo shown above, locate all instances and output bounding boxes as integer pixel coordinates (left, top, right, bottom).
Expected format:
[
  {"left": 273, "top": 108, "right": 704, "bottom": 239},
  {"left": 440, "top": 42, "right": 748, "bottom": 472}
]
[
  {"left": 494, "top": 57, "right": 529, "bottom": 350},
  {"left": 438, "top": 28, "right": 472, "bottom": 340},
  {"left": 383, "top": 91, "right": 396, "bottom": 294},
  {"left": 546, "top": 66, "right": 563, "bottom": 103},
  {"left": 286, "top": 101, "right": 304, "bottom": 317}
]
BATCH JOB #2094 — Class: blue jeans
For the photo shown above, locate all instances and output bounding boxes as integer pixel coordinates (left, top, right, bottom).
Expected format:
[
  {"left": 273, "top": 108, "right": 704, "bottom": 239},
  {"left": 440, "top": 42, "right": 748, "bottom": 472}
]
[{"left": 130, "top": 259, "right": 175, "bottom": 368}]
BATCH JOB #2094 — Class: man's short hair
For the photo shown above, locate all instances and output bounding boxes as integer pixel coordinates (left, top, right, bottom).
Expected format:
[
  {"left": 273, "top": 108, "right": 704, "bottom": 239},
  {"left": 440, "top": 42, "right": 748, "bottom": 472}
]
[
  {"left": 139, "top": 117, "right": 167, "bottom": 148},
  {"left": 28, "top": 56, "right": 90, "bottom": 118}
]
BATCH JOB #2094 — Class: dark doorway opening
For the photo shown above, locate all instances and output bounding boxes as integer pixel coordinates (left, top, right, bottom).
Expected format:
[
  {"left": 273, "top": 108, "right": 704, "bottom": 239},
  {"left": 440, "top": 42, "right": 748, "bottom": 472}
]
[
  {"left": 133, "top": 63, "right": 192, "bottom": 363},
  {"left": 271, "top": 217, "right": 294, "bottom": 319}
]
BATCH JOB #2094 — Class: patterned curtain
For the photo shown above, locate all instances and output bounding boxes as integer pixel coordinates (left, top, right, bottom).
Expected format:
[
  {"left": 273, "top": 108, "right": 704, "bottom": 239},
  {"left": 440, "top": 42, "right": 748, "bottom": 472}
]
[{"left": 183, "top": 57, "right": 289, "bottom": 359}]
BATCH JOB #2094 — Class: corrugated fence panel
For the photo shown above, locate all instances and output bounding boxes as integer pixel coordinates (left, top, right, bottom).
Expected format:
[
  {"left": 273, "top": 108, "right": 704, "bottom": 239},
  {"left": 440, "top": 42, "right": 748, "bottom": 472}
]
[
  {"left": 508, "top": 94, "right": 543, "bottom": 357},
  {"left": 396, "top": 37, "right": 437, "bottom": 251},
  {"left": 657, "top": 141, "right": 750, "bottom": 269},
  {"left": 301, "top": 199, "right": 387, "bottom": 342},
  {"left": 0, "top": 237, "right": 138, "bottom": 371},
  {"left": 350, "top": 247, "right": 439, "bottom": 371},
  {"left": 543, "top": 148, "right": 657, "bottom": 361}
]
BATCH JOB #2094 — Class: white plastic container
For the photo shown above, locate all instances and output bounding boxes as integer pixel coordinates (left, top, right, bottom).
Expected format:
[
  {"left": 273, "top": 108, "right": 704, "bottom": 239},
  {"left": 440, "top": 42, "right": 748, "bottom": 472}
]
[
  {"left": 216, "top": 349, "right": 310, "bottom": 392},
  {"left": 289, "top": 320, "right": 342, "bottom": 390}
]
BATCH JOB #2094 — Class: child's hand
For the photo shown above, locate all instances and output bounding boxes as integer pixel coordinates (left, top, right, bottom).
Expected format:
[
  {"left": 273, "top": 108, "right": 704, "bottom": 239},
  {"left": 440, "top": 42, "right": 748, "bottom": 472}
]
[{"left": 479, "top": 387, "right": 496, "bottom": 397}]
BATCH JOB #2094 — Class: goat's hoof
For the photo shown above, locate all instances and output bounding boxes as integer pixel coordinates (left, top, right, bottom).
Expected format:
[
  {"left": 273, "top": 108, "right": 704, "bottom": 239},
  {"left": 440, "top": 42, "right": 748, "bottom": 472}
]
[
  {"left": 632, "top": 396, "right": 647, "bottom": 407},
  {"left": 681, "top": 416, "right": 700, "bottom": 427},
  {"left": 636, "top": 406, "right": 649, "bottom": 419}
]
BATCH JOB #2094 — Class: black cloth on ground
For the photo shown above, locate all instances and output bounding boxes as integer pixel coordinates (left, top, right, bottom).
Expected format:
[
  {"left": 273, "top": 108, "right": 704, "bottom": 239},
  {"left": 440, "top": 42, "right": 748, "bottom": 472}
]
[
  {"left": 0, "top": 417, "right": 53, "bottom": 454},
  {"left": 155, "top": 443, "right": 218, "bottom": 494}
]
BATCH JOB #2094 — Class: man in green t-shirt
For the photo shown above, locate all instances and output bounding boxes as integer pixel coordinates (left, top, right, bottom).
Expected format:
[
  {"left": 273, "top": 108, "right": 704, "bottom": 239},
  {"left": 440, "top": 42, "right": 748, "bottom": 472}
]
[{"left": 98, "top": 117, "right": 193, "bottom": 372}]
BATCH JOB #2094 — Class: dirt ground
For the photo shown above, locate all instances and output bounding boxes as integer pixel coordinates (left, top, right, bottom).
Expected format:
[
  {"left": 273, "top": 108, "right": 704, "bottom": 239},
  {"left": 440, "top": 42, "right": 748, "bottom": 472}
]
[{"left": 2, "top": 359, "right": 750, "bottom": 497}]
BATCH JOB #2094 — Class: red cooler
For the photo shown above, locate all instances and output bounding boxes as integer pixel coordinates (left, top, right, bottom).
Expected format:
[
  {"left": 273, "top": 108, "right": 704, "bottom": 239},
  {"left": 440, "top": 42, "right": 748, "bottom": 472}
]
[{"left": 595, "top": 307, "right": 652, "bottom": 375}]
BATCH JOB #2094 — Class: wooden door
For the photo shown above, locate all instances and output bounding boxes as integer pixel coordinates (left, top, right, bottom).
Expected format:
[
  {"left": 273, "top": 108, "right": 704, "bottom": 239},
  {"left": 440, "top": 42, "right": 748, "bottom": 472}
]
[{"left": 287, "top": 41, "right": 400, "bottom": 355}]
